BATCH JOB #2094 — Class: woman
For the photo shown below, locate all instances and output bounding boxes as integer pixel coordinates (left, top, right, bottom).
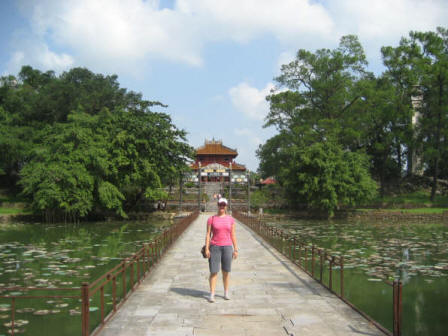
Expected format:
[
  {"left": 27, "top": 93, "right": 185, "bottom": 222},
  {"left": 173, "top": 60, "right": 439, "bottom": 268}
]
[{"left": 204, "top": 197, "right": 238, "bottom": 302}]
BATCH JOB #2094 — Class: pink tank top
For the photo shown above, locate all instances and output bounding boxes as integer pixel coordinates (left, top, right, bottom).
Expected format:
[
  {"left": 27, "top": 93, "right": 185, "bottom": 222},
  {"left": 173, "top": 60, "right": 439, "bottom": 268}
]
[{"left": 208, "top": 215, "right": 235, "bottom": 246}]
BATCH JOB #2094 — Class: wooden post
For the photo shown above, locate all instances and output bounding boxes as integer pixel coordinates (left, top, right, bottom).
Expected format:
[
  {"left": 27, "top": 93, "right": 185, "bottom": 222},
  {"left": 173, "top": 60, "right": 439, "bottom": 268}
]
[
  {"left": 122, "top": 263, "right": 127, "bottom": 299},
  {"left": 393, "top": 280, "right": 402, "bottom": 336},
  {"left": 11, "top": 298, "right": 15, "bottom": 336},
  {"left": 81, "top": 282, "right": 90, "bottom": 336},
  {"left": 319, "top": 251, "right": 323, "bottom": 283},
  {"left": 293, "top": 237, "right": 296, "bottom": 263},
  {"left": 100, "top": 285, "right": 105, "bottom": 323},
  {"left": 311, "top": 245, "right": 315, "bottom": 277},
  {"left": 329, "top": 256, "right": 334, "bottom": 291},
  {"left": 304, "top": 247, "right": 308, "bottom": 271},
  {"left": 340, "top": 256, "right": 344, "bottom": 298},
  {"left": 112, "top": 276, "right": 117, "bottom": 312}
]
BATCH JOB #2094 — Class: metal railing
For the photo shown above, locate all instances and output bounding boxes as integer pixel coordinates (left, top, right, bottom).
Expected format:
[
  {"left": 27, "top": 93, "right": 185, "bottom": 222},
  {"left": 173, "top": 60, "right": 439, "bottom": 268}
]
[
  {"left": 233, "top": 210, "right": 403, "bottom": 336},
  {"left": 0, "top": 211, "right": 199, "bottom": 336}
]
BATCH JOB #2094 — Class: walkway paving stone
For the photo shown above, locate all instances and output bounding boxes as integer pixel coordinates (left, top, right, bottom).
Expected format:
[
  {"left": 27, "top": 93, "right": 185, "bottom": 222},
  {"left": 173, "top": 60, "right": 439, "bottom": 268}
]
[{"left": 100, "top": 213, "right": 383, "bottom": 336}]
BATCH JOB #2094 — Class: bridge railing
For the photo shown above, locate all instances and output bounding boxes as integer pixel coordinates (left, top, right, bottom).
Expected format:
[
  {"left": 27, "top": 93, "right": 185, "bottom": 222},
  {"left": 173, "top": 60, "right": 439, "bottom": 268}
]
[
  {"left": 233, "top": 210, "right": 402, "bottom": 336},
  {"left": 0, "top": 211, "right": 199, "bottom": 336}
]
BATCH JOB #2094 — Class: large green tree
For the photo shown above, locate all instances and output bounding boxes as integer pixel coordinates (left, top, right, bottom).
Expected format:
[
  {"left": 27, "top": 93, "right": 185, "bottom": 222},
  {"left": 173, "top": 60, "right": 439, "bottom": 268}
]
[
  {"left": 389, "top": 28, "right": 448, "bottom": 200},
  {"left": 0, "top": 66, "right": 193, "bottom": 221},
  {"left": 259, "top": 36, "right": 377, "bottom": 215},
  {"left": 279, "top": 138, "right": 376, "bottom": 217}
]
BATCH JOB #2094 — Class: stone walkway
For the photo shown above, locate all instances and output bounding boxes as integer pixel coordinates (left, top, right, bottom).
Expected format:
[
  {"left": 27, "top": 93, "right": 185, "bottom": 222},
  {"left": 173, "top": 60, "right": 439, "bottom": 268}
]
[{"left": 100, "top": 213, "right": 383, "bottom": 336}]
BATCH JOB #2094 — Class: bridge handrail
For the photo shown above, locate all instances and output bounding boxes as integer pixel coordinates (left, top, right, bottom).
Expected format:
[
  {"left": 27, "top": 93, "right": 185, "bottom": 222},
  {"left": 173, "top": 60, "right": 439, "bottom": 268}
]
[
  {"left": 0, "top": 211, "right": 199, "bottom": 336},
  {"left": 232, "top": 210, "right": 402, "bottom": 336}
]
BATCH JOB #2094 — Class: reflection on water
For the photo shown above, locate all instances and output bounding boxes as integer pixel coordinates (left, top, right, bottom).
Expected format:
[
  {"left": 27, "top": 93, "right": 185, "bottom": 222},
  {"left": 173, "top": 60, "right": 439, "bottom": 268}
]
[
  {"left": 271, "top": 218, "right": 448, "bottom": 336},
  {"left": 0, "top": 218, "right": 171, "bottom": 335}
]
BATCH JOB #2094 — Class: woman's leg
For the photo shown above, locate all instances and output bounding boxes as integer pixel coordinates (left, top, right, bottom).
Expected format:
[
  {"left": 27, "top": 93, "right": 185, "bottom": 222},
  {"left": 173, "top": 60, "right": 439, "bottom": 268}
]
[
  {"left": 222, "top": 271, "right": 230, "bottom": 293},
  {"left": 221, "top": 246, "right": 233, "bottom": 299},
  {"left": 209, "top": 272, "right": 218, "bottom": 296},
  {"left": 208, "top": 245, "right": 221, "bottom": 302}
]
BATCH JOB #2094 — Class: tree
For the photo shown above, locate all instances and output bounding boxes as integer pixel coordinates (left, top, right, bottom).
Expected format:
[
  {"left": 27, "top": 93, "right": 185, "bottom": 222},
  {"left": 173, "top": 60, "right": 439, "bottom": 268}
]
[
  {"left": 258, "top": 35, "right": 377, "bottom": 215},
  {"left": 279, "top": 138, "right": 376, "bottom": 217},
  {"left": 381, "top": 43, "right": 419, "bottom": 175},
  {"left": 396, "top": 28, "right": 448, "bottom": 200},
  {"left": 1, "top": 66, "right": 194, "bottom": 221},
  {"left": 266, "top": 35, "right": 368, "bottom": 147}
]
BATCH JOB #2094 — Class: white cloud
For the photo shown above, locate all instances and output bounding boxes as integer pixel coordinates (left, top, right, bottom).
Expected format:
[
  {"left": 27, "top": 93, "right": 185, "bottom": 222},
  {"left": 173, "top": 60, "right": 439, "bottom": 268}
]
[
  {"left": 6, "top": 40, "right": 74, "bottom": 74},
  {"left": 7, "top": 0, "right": 335, "bottom": 74},
  {"left": 229, "top": 82, "right": 274, "bottom": 121},
  {"left": 176, "top": 0, "right": 334, "bottom": 43},
  {"left": 329, "top": 0, "right": 447, "bottom": 40},
  {"left": 326, "top": 0, "right": 448, "bottom": 68},
  {"left": 6, "top": 0, "right": 448, "bottom": 75}
]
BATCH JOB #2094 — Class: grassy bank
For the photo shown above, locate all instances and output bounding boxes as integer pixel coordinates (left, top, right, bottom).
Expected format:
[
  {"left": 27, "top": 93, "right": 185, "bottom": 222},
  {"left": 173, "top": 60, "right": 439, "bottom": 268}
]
[
  {"left": 370, "top": 191, "right": 448, "bottom": 208},
  {"left": 0, "top": 207, "right": 32, "bottom": 215},
  {"left": 357, "top": 208, "right": 448, "bottom": 214}
]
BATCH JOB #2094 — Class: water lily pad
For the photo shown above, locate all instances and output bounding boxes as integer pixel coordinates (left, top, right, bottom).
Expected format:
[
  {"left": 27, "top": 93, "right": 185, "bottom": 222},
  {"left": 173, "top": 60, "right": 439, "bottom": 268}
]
[{"left": 33, "top": 310, "right": 50, "bottom": 315}]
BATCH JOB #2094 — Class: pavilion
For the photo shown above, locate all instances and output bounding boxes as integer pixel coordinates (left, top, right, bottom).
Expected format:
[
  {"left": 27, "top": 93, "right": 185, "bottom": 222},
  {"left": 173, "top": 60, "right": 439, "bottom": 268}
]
[{"left": 189, "top": 139, "right": 247, "bottom": 183}]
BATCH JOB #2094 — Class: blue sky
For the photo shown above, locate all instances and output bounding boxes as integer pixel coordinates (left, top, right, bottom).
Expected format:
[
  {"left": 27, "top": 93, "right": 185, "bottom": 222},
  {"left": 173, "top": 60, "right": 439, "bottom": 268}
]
[{"left": 1, "top": 0, "right": 447, "bottom": 171}]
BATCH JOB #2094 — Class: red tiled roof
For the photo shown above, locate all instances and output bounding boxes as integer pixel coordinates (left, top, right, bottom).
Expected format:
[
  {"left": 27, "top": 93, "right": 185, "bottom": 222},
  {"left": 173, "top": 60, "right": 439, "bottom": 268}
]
[
  {"left": 196, "top": 142, "right": 237, "bottom": 156},
  {"left": 261, "top": 177, "right": 276, "bottom": 185}
]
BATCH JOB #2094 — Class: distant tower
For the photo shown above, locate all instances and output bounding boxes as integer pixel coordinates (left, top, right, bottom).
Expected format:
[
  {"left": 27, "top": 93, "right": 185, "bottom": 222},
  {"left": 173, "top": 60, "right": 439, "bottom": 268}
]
[{"left": 409, "top": 85, "right": 423, "bottom": 176}]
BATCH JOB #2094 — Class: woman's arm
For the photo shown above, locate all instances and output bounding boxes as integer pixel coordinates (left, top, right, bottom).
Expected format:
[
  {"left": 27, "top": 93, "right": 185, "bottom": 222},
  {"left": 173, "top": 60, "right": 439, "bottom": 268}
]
[
  {"left": 231, "top": 222, "right": 238, "bottom": 259},
  {"left": 205, "top": 218, "right": 212, "bottom": 258}
]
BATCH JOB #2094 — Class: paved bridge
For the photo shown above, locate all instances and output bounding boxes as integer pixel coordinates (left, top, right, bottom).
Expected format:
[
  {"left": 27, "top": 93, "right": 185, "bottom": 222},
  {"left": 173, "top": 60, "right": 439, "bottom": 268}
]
[{"left": 100, "top": 213, "right": 382, "bottom": 336}]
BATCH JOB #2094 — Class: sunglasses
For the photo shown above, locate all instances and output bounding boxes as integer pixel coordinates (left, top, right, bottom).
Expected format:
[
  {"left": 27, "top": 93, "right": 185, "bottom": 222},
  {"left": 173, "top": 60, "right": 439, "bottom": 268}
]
[{"left": 218, "top": 203, "right": 227, "bottom": 207}]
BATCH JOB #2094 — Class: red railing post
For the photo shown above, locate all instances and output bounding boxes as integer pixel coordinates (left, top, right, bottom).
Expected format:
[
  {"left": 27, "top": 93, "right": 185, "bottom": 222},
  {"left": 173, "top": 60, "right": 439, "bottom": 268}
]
[
  {"left": 393, "top": 280, "right": 402, "bottom": 336},
  {"left": 112, "top": 276, "right": 117, "bottom": 312},
  {"left": 311, "top": 245, "right": 315, "bottom": 277},
  {"left": 100, "top": 285, "right": 105, "bottom": 323},
  {"left": 130, "top": 262, "right": 134, "bottom": 290},
  {"left": 122, "top": 263, "right": 127, "bottom": 298},
  {"left": 304, "top": 246, "right": 308, "bottom": 271},
  {"left": 137, "top": 254, "right": 141, "bottom": 283},
  {"left": 329, "top": 256, "right": 334, "bottom": 291},
  {"left": 81, "top": 282, "right": 90, "bottom": 336},
  {"left": 340, "top": 256, "right": 344, "bottom": 298},
  {"left": 319, "top": 251, "right": 323, "bottom": 283},
  {"left": 293, "top": 237, "right": 296, "bottom": 263},
  {"left": 11, "top": 297, "right": 15, "bottom": 336}
]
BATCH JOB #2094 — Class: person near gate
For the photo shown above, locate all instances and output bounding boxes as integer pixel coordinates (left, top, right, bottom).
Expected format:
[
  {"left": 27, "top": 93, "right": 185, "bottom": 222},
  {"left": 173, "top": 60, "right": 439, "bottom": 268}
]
[{"left": 204, "top": 198, "right": 238, "bottom": 302}]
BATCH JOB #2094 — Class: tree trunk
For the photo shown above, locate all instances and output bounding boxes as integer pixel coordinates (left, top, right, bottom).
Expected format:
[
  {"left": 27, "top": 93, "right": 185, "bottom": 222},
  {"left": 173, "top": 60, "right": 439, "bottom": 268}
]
[
  {"left": 397, "top": 143, "right": 402, "bottom": 175},
  {"left": 431, "top": 157, "right": 439, "bottom": 201},
  {"left": 163, "top": 184, "right": 172, "bottom": 210}
]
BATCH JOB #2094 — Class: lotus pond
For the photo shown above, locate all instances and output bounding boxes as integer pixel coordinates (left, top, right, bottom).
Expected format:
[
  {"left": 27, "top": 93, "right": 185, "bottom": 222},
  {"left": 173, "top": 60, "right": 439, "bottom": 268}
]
[
  {"left": 269, "top": 218, "right": 448, "bottom": 336},
  {"left": 0, "top": 217, "right": 172, "bottom": 335}
]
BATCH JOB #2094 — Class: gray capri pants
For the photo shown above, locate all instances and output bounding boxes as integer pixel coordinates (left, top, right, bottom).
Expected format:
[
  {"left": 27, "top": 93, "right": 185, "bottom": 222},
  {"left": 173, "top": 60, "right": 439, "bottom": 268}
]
[{"left": 209, "top": 245, "right": 233, "bottom": 273}]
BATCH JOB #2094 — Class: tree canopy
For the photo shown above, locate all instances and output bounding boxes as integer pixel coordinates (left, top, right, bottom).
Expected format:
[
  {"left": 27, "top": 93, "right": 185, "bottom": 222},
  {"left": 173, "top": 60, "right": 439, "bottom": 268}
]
[
  {"left": 0, "top": 66, "right": 193, "bottom": 221},
  {"left": 258, "top": 28, "right": 448, "bottom": 216}
]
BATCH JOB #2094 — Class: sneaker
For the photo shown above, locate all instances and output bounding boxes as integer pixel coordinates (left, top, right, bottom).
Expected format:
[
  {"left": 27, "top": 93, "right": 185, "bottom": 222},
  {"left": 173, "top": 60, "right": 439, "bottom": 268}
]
[
  {"left": 208, "top": 295, "right": 215, "bottom": 303},
  {"left": 224, "top": 293, "right": 230, "bottom": 300}
]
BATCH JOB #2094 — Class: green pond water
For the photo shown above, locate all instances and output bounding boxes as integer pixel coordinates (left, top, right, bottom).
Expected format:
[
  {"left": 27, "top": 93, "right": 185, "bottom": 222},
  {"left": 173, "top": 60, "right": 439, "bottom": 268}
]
[
  {"left": 268, "top": 218, "right": 448, "bottom": 336},
  {"left": 0, "top": 217, "right": 172, "bottom": 335}
]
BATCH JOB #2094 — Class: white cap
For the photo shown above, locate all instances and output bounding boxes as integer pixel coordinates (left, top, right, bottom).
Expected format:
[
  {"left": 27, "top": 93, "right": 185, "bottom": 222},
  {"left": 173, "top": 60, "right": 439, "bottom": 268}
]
[{"left": 218, "top": 198, "right": 228, "bottom": 205}]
